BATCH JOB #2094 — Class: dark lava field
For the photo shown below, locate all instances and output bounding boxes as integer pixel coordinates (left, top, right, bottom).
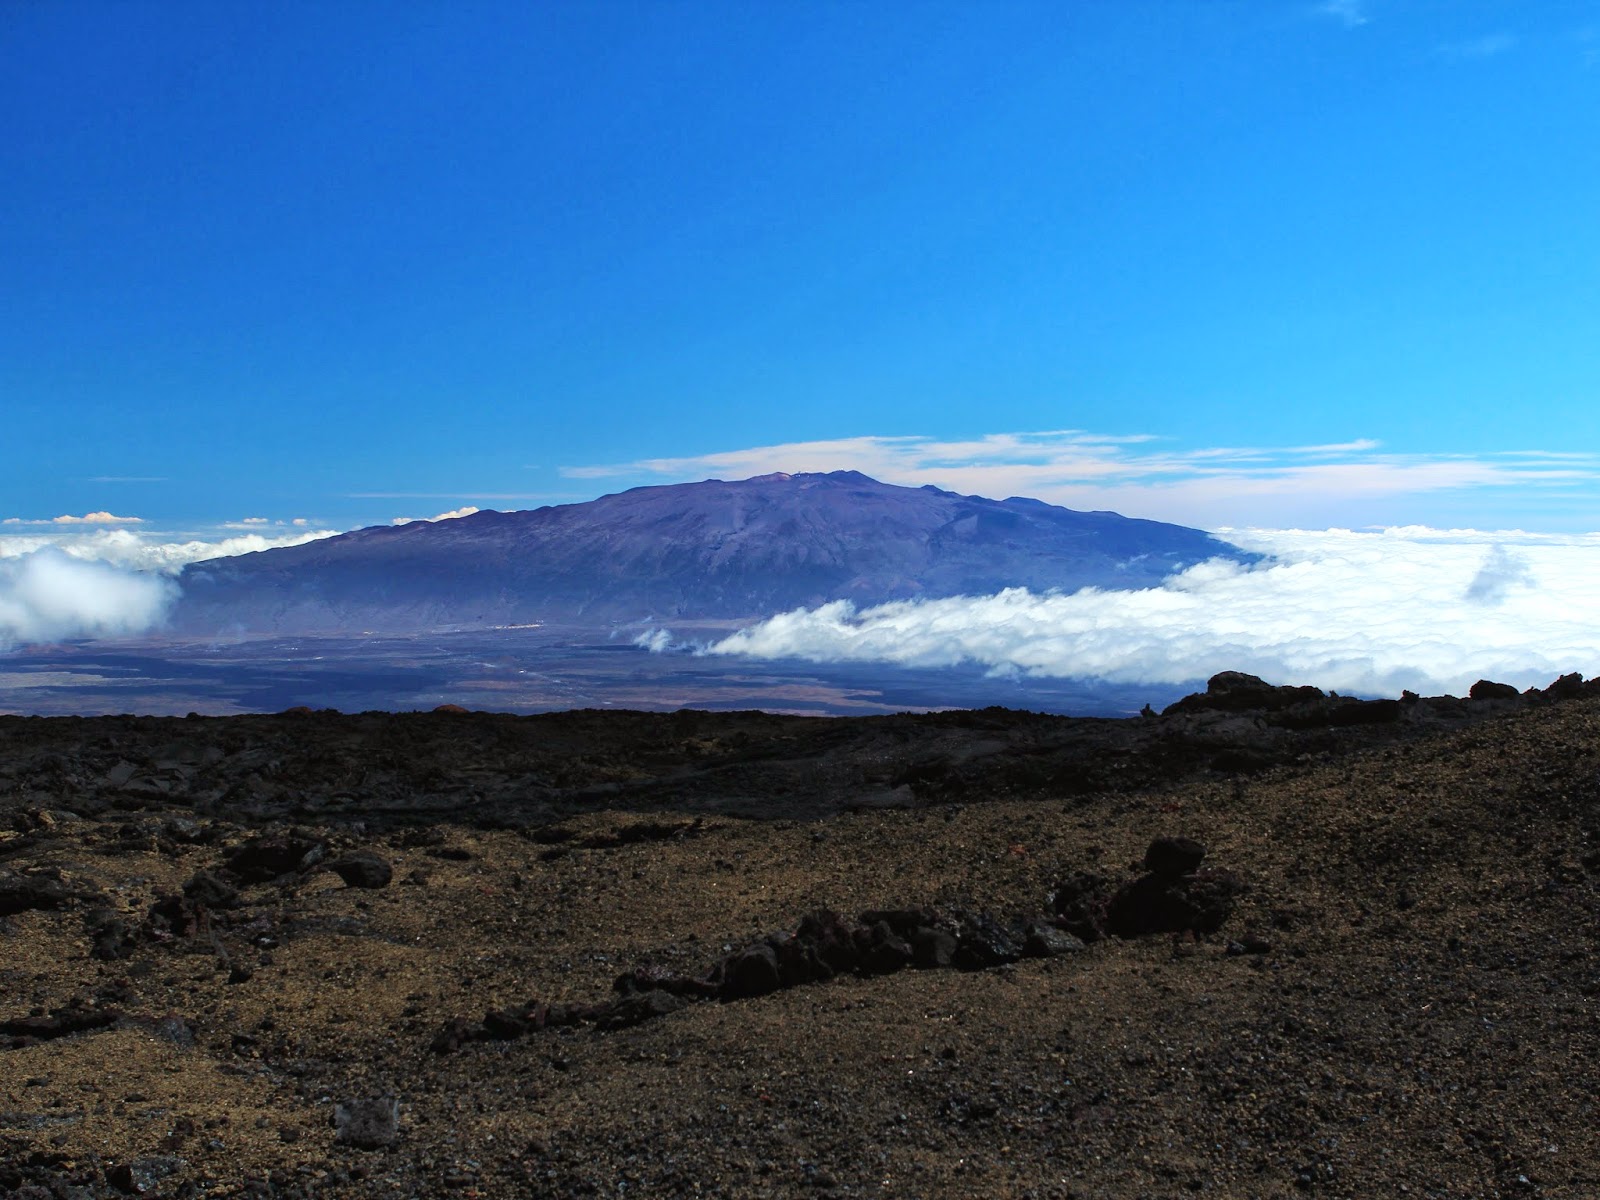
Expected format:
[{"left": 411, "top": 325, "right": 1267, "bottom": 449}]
[{"left": 2, "top": 672, "right": 1599, "bottom": 1198}]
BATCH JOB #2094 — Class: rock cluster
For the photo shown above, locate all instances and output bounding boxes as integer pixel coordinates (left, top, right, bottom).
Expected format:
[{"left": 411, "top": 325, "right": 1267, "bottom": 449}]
[{"left": 432, "top": 838, "right": 1238, "bottom": 1053}]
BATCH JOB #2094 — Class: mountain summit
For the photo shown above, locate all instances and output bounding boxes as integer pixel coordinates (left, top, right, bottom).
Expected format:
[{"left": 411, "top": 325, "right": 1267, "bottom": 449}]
[{"left": 172, "top": 471, "right": 1252, "bottom": 636}]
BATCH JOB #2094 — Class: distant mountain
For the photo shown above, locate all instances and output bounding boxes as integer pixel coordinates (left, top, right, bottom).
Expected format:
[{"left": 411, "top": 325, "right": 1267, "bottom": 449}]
[{"left": 170, "top": 471, "right": 1254, "bottom": 636}]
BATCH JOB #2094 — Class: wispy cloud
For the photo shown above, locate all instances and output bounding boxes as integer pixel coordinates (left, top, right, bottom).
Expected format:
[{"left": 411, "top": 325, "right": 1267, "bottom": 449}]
[
  {"left": 33, "top": 511, "right": 146, "bottom": 526},
  {"left": 684, "top": 527, "right": 1600, "bottom": 698},
  {"left": 1316, "top": 0, "right": 1368, "bottom": 29},
  {"left": 562, "top": 432, "right": 1600, "bottom": 530},
  {"left": 348, "top": 492, "right": 576, "bottom": 503},
  {"left": 391, "top": 506, "right": 482, "bottom": 526},
  {"left": 1436, "top": 32, "right": 1517, "bottom": 59}
]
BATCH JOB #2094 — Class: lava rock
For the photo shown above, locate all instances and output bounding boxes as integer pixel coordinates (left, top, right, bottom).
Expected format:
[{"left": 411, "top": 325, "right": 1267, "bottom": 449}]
[
  {"left": 223, "top": 833, "right": 324, "bottom": 884},
  {"left": 1469, "top": 679, "right": 1520, "bottom": 701},
  {"left": 858, "top": 921, "right": 913, "bottom": 975},
  {"left": 1542, "top": 672, "right": 1589, "bottom": 701},
  {"left": 0, "top": 869, "right": 73, "bottom": 916},
  {"left": 910, "top": 926, "right": 959, "bottom": 969},
  {"left": 107, "top": 1156, "right": 186, "bottom": 1196},
  {"left": 594, "top": 990, "right": 689, "bottom": 1029},
  {"left": 721, "top": 943, "right": 782, "bottom": 999},
  {"left": 1144, "top": 836, "right": 1206, "bottom": 879},
  {"left": 951, "top": 911, "right": 1021, "bottom": 970},
  {"left": 1049, "top": 872, "right": 1114, "bottom": 942},
  {"left": 1, "top": 1004, "right": 119, "bottom": 1049},
  {"left": 1105, "top": 870, "right": 1242, "bottom": 938},
  {"left": 182, "top": 870, "right": 239, "bottom": 908},
  {"left": 85, "top": 908, "right": 134, "bottom": 961},
  {"left": 325, "top": 850, "right": 394, "bottom": 889},
  {"left": 1164, "top": 672, "right": 1325, "bottom": 715},
  {"left": 333, "top": 1095, "right": 400, "bottom": 1149},
  {"left": 796, "top": 910, "right": 861, "bottom": 975},
  {"left": 1022, "top": 923, "right": 1087, "bottom": 958}
]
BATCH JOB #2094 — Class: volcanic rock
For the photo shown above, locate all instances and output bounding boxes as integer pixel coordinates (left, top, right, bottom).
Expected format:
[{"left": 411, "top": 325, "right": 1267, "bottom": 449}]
[
  {"left": 1470, "top": 679, "right": 1521, "bottom": 701},
  {"left": 223, "top": 833, "right": 324, "bottom": 883},
  {"left": 1143, "top": 836, "right": 1207, "bottom": 879},
  {"left": 333, "top": 1096, "right": 400, "bottom": 1149},
  {"left": 325, "top": 850, "right": 394, "bottom": 889},
  {"left": 721, "top": 943, "right": 782, "bottom": 999}
]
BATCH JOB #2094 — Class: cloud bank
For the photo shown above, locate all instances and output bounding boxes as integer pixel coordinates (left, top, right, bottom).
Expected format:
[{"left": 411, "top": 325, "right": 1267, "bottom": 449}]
[
  {"left": 0, "top": 527, "right": 341, "bottom": 649},
  {"left": 0, "top": 548, "right": 178, "bottom": 649},
  {"left": 565, "top": 432, "right": 1600, "bottom": 529},
  {"left": 691, "top": 528, "right": 1600, "bottom": 698},
  {"left": 0, "top": 528, "right": 339, "bottom": 575}
]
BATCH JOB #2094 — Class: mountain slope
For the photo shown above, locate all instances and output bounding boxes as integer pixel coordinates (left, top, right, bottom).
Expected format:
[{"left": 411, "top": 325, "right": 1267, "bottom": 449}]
[{"left": 171, "top": 471, "right": 1252, "bottom": 635}]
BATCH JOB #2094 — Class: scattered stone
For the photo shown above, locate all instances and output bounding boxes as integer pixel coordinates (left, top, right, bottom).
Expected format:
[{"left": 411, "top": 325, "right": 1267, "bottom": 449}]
[
  {"left": 162, "top": 815, "right": 207, "bottom": 844},
  {"left": 1022, "top": 923, "right": 1086, "bottom": 958},
  {"left": 325, "top": 850, "right": 394, "bottom": 889},
  {"left": 1144, "top": 836, "right": 1206, "bottom": 879},
  {"left": 182, "top": 870, "right": 239, "bottom": 909},
  {"left": 1226, "top": 935, "right": 1273, "bottom": 956},
  {"left": 333, "top": 1095, "right": 400, "bottom": 1149},
  {"left": 1, "top": 1005, "right": 119, "bottom": 1049},
  {"left": 86, "top": 909, "right": 134, "bottom": 961},
  {"left": 0, "top": 869, "right": 74, "bottom": 916},
  {"left": 223, "top": 833, "right": 324, "bottom": 883},
  {"left": 107, "top": 1156, "right": 187, "bottom": 1195}
]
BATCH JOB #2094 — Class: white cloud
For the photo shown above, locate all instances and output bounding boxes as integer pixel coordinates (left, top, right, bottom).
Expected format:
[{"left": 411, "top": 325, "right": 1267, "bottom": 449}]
[
  {"left": 47, "top": 511, "right": 144, "bottom": 525},
  {"left": 1316, "top": 0, "right": 1368, "bottom": 28},
  {"left": 0, "top": 528, "right": 341, "bottom": 574},
  {"left": 687, "top": 528, "right": 1600, "bottom": 698},
  {"left": 0, "top": 548, "right": 177, "bottom": 649},
  {"left": 391, "top": 506, "right": 482, "bottom": 526},
  {"left": 563, "top": 432, "right": 1599, "bottom": 529}
]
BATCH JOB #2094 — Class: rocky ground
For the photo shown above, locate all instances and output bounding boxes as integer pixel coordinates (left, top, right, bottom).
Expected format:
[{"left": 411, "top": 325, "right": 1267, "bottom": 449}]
[{"left": 1, "top": 672, "right": 1598, "bottom": 1198}]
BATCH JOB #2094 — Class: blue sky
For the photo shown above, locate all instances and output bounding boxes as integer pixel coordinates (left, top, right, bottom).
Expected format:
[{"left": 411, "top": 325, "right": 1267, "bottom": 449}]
[{"left": 5, "top": 0, "right": 1600, "bottom": 537}]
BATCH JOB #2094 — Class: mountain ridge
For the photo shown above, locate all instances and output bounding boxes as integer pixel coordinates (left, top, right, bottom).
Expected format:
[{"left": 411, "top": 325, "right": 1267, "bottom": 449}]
[{"left": 171, "top": 471, "right": 1253, "bottom": 636}]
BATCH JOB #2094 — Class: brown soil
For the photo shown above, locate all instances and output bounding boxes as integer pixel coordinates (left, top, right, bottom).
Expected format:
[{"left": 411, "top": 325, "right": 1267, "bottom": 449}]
[{"left": 1, "top": 681, "right": 1598, "bottom": 1198}]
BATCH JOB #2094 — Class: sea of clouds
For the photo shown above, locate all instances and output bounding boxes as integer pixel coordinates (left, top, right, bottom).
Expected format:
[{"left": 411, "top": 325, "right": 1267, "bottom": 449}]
[{"left": 690, "top": 528, "right": 1600, "bottom": 698}]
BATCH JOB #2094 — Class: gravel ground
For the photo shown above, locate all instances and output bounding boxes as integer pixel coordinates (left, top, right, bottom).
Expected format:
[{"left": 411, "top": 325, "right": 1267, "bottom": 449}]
[{"left": 1, "top": 679, "right": 1598, "bottom": 1197}]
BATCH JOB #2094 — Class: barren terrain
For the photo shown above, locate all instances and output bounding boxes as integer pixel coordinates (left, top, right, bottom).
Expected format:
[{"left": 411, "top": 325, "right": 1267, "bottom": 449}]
[{"left": 2, "top": 673, "right": 1598, "bottom": 1198}]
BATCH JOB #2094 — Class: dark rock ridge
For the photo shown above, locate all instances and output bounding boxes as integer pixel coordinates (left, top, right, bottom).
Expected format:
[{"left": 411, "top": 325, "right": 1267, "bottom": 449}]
[
  {"left": 430, "top": 839, "right": 1239, "bottom": 1051},
  {"left": 169, "top": 470, "right": 1251, "bottom": 636},
  {"left": 0, "top": 671, "right": 1592, "bottom": 835}
]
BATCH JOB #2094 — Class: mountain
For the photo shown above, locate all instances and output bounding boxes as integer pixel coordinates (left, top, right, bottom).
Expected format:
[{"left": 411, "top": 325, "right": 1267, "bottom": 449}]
[{"left": 170, "top": 471, "right": 1253, "bottom": 636}]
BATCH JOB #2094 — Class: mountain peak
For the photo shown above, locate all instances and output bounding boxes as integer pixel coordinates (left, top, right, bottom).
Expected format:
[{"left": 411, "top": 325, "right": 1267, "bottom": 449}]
[{"left": 172, "top": 473, "right": 1254, "bottom": 636}]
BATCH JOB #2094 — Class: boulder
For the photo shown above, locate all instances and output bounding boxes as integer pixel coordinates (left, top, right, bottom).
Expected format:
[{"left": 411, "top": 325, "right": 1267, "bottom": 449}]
[{"left": 1143, "top": 836, "right": 1206, "bottom": 879}]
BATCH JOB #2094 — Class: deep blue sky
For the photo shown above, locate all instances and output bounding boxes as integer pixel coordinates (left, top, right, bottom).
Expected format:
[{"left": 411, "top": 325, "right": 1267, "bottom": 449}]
[{"left": 5, "top": 0, "right": 1600, "bottom": 534}]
